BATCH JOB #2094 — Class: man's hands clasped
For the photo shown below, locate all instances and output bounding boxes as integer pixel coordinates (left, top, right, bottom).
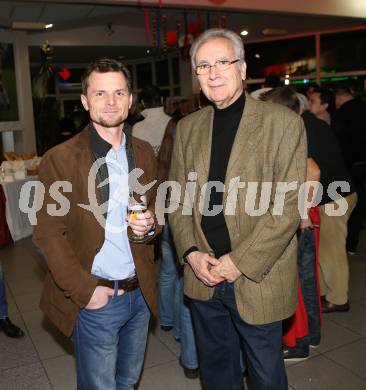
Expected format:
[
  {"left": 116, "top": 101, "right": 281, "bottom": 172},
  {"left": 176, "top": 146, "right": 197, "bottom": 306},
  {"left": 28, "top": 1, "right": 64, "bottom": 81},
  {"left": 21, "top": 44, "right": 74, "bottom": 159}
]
[{"left": 186, "top": 251, "right": 241, "bottom": 286}]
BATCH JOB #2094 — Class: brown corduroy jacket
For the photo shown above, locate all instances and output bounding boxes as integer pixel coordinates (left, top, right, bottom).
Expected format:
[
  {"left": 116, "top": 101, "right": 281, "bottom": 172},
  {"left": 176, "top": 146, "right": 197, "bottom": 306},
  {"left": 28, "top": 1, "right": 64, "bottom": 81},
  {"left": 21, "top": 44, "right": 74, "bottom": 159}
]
[
  {"left": 168, "top": 94, "right": 307, "bottom": 325},
  {"left": 33, "top": 125, "right": 160, "bottom": 336}
]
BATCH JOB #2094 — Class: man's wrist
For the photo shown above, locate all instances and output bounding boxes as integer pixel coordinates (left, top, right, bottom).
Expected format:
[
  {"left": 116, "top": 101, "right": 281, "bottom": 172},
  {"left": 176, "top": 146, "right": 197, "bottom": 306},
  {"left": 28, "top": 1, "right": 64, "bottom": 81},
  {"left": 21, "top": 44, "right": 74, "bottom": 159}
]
[{"left": 183, "top": 246, "right": 198, "bottom": 263}]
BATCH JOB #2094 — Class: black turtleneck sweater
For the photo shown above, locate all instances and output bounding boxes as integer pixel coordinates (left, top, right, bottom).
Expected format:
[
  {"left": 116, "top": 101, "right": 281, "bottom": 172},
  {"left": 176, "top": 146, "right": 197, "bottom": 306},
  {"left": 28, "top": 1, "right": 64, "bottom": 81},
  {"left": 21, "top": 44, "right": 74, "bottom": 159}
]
[{"left": 201, "top": 93, "right": 245, "bottom": 258}]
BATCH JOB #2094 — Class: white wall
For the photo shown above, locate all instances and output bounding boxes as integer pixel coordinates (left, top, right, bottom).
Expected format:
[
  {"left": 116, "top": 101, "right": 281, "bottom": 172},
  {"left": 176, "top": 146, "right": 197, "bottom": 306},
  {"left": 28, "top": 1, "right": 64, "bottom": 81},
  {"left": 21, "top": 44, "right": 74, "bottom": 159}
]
[{"left": 0, "top": 31, "right": 36, "bottom": 153}]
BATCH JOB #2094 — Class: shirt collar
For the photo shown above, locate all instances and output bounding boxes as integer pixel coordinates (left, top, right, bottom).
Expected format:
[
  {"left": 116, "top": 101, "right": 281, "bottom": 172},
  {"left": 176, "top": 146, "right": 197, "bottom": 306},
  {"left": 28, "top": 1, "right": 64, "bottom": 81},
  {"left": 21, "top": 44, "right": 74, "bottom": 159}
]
[{"left": 88, "top": 122, "right": 133, "bottom": 158}]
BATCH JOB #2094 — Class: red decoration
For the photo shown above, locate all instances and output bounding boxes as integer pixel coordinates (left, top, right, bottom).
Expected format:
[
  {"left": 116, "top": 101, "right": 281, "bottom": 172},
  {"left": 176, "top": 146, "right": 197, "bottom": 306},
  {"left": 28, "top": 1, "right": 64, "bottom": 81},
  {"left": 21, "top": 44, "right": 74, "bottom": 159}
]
[
  {"left": 144, "top": 8, "right": 150, "bottom": 39},
  {"left": 220, "top": 15, "right": 227, "bottom": 29},
  {"left": 166, "top": 31, "right": 178, "bottom": 46},
  {"left": 162, "top": 14, "right": 167, "bottom": 56},
  {"left": 58, "top": 67, "right": 70, "bottom": 81},
  {"left": 187, "top": 21, "right": 200, "bottom": 36},
  {"left": 264, "top": 64, "right": 286, "bottom": 77},
  {"left": 151, "top": 15, "right": 157, "bottom": 48}
]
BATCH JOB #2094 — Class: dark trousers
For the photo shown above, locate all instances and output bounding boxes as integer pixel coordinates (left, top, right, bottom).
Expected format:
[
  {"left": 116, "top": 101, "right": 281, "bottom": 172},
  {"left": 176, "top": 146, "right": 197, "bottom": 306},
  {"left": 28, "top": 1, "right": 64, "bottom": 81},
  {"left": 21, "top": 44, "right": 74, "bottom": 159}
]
[
  {"left": 298, "top": 229, "right": 321, "bottom": 347},
  {"left": 190, "top": 282, "right": 287, "bottom": 390}
]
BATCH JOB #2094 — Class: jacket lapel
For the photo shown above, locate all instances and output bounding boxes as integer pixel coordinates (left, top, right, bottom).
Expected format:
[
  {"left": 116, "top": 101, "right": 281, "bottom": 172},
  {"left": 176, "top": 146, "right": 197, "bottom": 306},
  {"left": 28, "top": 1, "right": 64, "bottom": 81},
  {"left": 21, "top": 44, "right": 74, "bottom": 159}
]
[
  {"left": 224, "top": 94, "right": 263, "bottom": 205},
  {"left": 192, "top": 95, "right": 263, "bottom": 206},
  {"left": 195, "top": 106, "right": 214, "bottom": 189}
]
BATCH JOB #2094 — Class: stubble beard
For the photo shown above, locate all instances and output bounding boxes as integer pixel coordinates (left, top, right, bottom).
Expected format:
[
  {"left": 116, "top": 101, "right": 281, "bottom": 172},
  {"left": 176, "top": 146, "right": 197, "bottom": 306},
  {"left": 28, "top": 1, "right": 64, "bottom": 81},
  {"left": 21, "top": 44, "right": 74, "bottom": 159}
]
[{"left": 93, "top": 114, "right": 125, "bottom": 128}]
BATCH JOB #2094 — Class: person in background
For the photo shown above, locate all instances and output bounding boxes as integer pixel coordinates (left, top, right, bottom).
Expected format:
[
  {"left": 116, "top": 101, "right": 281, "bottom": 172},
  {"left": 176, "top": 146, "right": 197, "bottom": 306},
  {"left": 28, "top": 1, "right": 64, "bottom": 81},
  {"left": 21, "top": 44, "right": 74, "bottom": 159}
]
[
  {"left": 126, "top": 93, "right": 144, "bottom": 126},
  {"left": 172, "top": 99, "right": 191, "bottom": 118},
  {"left": 157, "top": 114, "right": 199, "bottom": 379},
  {"left": 304, "top": 85, "right": 358, "bottom": 313},
  {"left": 309, "top": 87, "right": 336, "bottom": 125},
  {"left": 133, "top": 84, "right": 199, "bottom": 378},
  {"left": 261, "top": 86, "right": 322, "bottom": 361},
  {"left": 0, "top": 261, "right": 24, "bottom": 338},
  {"left": 333, "top": 84, "right": 366, "bottom": 255},
  {"left": 250, "top": 74, "right": 282, "bottom": 100},
  {"left": 304, "top": 84, "right": 318, "bottom": 101},
  {"left": 132, "top": 85, "right": 171, "bottom": 156}
]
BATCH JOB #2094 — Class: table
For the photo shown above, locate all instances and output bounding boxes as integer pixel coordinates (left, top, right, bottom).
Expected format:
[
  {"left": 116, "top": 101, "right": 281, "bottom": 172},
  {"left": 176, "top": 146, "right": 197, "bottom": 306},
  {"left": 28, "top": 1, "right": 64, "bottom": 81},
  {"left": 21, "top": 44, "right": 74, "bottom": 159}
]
[{"left": 1, "top": 176, "right": 37, "bottom": 242}]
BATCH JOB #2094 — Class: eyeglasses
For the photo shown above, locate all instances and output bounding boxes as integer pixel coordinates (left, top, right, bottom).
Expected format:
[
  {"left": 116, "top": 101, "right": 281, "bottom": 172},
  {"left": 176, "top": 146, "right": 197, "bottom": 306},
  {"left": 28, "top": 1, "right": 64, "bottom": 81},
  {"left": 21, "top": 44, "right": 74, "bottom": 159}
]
[{"left": 195, "top": 59, "right": 240, "bottom": 75}]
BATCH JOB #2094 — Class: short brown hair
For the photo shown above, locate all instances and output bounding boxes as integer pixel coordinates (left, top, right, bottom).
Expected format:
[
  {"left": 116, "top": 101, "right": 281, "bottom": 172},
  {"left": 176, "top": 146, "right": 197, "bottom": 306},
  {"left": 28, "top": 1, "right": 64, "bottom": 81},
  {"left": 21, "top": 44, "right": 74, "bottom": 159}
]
[{"left": 81, "top": 57, "right": 131, "bottom": 95}]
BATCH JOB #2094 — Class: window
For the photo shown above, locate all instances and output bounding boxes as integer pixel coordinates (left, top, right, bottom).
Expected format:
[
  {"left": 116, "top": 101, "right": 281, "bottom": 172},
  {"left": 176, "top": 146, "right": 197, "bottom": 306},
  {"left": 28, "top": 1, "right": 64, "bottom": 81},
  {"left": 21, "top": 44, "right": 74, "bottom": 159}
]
[
  {"left": 136, "top": 63, "right": 152, "bottom": 88},
  {"left": 156, "top": 59, "right": 169, "bottom": 86}
]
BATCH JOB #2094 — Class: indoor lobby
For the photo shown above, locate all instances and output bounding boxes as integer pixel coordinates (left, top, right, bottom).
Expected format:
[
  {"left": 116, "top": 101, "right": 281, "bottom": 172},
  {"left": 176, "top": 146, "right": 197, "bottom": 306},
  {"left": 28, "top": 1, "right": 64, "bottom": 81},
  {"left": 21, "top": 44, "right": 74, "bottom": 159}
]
[{"left": 1, "top": 1, "right": 366, "bottom": 389}]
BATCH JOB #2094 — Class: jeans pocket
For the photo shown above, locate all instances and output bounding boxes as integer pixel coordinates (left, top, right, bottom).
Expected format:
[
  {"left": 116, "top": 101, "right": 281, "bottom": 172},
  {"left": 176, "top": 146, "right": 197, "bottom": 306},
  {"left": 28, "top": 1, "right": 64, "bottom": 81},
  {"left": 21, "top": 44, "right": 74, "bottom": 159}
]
[{"left": 84, "top": 296, "right": 113, "bottom": 313}]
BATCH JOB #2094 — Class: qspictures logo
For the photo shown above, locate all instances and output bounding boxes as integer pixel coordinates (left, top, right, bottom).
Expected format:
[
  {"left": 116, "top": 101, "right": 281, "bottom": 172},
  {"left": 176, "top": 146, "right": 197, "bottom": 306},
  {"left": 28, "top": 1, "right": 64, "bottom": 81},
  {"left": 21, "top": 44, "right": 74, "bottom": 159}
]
[{"left": 18, "top": 158, "right": 351, "bottom": 233}]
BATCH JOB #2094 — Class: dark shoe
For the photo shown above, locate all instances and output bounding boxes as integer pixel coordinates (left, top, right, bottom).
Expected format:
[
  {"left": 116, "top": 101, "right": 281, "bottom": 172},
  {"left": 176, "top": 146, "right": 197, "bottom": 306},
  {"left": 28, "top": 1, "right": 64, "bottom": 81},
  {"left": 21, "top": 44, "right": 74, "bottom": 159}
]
[
  {"left": 322, "top": 299, "right": 350, "bottom": 313},
  {"left": 309, "top": 336, "right": 321, "bottom": 349},
  {"left": 283, "top": 346, "right": 309, "bottom": 362},
  {"left": 0, "top": 317, "right": 25, "bottom": 338},
  {"left": 160, "top": 325, "right": 173, "bottom": 332},
  {"left": 179, "top": 358, "right": 199, "bottom": 379}
]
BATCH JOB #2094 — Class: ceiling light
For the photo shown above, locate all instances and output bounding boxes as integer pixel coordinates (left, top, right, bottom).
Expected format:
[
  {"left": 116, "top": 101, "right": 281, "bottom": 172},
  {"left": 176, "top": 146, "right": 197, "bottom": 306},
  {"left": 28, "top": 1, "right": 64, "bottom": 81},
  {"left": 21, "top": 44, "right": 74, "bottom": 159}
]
[
  {"left": 146, "top": 49, "right": 150, "bottom": 54},
  {"left": 240, "top": 30, "right": 248, "bottom": 36},
  {"left": 44, "top": 24, "right": 53, "bottom": 29},
  {"left": 284, "top": 79, "right": 290, "bottom": 85},
  {"left": 255, "top": 53, "right": 260, "bottom": 59}
]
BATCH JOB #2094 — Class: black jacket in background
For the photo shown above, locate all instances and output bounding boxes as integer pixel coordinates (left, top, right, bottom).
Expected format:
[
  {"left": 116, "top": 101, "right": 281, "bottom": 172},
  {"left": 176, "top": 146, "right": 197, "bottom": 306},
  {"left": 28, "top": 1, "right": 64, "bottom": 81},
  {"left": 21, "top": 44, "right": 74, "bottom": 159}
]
[
  {"left": 302, "top": 110, "right": 354, "bottom": 205},
  {"left": 332, "top": 98, "right": 366, "bottom": 167}
]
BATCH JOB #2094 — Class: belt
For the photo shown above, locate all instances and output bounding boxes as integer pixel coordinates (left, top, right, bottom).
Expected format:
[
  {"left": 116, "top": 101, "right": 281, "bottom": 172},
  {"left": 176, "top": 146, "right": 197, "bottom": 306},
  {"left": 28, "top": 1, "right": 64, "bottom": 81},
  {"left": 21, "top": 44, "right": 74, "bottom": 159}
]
[{"left": 97, "top": 275, "right": 139, "bottom": 292}]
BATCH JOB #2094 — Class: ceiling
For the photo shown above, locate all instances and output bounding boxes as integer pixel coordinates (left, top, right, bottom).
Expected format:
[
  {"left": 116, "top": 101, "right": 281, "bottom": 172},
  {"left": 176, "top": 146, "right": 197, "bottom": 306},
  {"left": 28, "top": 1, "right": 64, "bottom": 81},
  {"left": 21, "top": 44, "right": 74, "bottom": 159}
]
[{"left": 1, "top": 1, "right": 366, "bottom": 61}]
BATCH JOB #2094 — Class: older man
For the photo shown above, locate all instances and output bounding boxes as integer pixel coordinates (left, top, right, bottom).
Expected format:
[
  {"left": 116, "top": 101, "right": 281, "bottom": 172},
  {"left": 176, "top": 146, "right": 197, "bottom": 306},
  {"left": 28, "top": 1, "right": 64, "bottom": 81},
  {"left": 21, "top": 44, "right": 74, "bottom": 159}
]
[
  {"left": 34, "top": 58, "right": 160, "bottom": 389},
  {"left": 169, "top": 29, "right": 307, "bottom": 389}
]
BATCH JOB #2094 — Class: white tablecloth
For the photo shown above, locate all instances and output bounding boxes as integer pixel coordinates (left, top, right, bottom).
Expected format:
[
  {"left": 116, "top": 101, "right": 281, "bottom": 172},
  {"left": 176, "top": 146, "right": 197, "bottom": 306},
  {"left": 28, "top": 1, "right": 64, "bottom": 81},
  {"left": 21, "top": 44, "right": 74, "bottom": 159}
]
[{"left": 1, "top": 176, "right": 37, "bottom": 241}]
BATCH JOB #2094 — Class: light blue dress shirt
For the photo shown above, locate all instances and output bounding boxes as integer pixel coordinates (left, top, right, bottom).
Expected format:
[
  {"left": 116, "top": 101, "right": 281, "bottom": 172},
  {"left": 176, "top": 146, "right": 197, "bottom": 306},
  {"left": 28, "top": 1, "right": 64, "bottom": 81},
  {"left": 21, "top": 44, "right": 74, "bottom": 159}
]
[{"left": 91, "top": 137, "right": 135, "bottom": 280}]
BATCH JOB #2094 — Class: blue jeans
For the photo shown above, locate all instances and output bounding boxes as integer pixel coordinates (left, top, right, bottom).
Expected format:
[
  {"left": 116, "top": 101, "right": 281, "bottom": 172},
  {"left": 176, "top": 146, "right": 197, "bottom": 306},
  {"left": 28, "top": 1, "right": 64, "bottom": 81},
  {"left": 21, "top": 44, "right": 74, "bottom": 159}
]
[
  {"left": 0, "top": 262, "right": 8, "bottom": 319},
  {"left": 72, "top": 286, "right": 150, "bottom": 390},
  {"left": 158, "top": 224, "right": 182, "bottom": 337},
  {"left": 190, "top": 282, "right": 287, "bottom": 390},
  {"left": 158, "top": 224, "right": 198, "bottom": 369},
  {"left": 297, "top": 229, "right": 321, "bottom": 347}
]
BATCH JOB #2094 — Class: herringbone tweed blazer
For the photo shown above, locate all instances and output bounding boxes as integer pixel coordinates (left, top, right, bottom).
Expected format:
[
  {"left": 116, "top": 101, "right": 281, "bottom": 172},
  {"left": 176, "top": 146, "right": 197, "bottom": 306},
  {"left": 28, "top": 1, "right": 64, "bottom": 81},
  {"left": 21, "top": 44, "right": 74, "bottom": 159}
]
[{"left": 168, "top": 93, "right": 307, "bottom": 325}]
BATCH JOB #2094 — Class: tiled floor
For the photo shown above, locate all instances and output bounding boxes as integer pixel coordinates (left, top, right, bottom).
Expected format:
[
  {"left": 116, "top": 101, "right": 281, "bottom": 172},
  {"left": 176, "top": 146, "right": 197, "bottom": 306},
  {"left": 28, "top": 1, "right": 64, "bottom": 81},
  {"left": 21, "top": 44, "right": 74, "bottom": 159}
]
[{"left": 1, "top": 231, "right": 366, "bottom": 390}]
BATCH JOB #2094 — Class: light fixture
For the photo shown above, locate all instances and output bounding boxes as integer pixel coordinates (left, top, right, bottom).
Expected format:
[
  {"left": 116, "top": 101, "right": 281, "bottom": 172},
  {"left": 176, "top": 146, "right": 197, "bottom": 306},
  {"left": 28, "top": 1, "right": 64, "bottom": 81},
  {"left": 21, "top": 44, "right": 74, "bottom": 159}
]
[
  {"left": 284, "top": 79, "right": 290, "bottom": 85},
  {"left": 44, "top": 23, "right": 53, "bottom": 29},
  {"left": 255, "top": 53, "right": 260, "bottom": 59},
  {"left": 12, "top": 21, "right": 47, "bottom": 30},
  {"left": 146, "top": 49, "right": 150, "bottom": 54},
  {"left": 262, "top": 28, "right": 288, "bottom": 36},
  {"left": 240, "top": 30, "right": 248, "bottom": 36}
]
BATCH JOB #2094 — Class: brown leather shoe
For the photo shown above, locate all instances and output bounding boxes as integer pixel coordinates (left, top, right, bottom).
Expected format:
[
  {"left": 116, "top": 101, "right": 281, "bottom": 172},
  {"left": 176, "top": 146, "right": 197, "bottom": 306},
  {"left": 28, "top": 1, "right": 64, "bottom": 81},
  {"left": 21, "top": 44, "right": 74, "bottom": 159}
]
[{"left": 322, "top": 299, "right": 350, "bottom": 313}]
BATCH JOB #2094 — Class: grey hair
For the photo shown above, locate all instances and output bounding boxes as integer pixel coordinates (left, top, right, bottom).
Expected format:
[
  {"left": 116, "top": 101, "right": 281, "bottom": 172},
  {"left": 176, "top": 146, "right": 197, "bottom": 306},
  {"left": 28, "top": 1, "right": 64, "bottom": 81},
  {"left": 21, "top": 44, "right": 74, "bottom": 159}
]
[{"left": 190, "top": 28, "right": 245, "bottom": 70}]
